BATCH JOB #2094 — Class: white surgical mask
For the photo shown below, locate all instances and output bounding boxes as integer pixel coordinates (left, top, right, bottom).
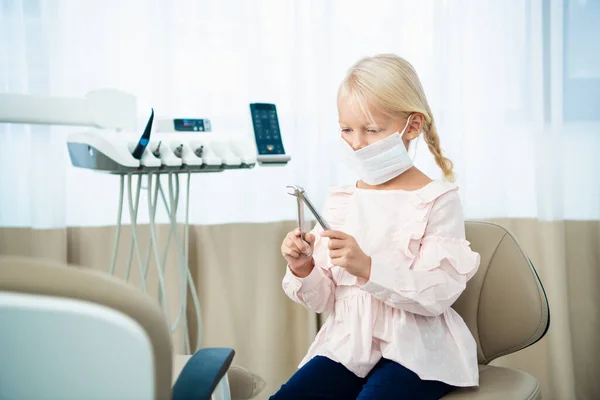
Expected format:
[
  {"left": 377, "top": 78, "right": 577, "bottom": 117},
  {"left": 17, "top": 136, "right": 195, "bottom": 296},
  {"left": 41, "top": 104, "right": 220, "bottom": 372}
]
[{"left": 341, "top": 116, "right": 414, "bottom": 185}]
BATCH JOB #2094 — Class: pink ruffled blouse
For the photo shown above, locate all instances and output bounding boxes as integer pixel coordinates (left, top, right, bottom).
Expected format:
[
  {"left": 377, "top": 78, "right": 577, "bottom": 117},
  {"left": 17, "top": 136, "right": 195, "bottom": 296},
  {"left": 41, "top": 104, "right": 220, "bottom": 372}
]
[{"left": 282, "top": 180, "right": 481, "bottom": 387}]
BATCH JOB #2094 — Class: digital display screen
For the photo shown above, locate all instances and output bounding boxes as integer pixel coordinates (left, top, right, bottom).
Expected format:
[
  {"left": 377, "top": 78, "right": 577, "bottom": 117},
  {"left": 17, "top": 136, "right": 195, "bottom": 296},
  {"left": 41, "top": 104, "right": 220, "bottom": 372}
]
[
  {"left": 173, "top": 119, "right": 211, "bottom": 132},
  {"left": 250, "top": 103, "right": 285, "bottom": 155}
]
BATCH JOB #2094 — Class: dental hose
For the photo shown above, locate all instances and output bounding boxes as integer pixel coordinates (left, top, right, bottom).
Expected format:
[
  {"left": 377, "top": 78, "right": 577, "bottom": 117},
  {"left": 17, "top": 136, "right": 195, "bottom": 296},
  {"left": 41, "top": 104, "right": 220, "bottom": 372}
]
[
  {"left": 167, "top": 173, "right": 187, "bottom": 350},
  {"left": 142, "top": 173, "right": 162, "bottom": 283},
  {"left": 184, "top": 171, "right": 203, "bottom": 352},
  {"left": 156, "top": 174, "right": 185, "bottom": 333},
  {"left": 183, "top": 171, "right": 192, "bottom": 353},
  {"left": 167, "top": 172, "right": 203, "bottom": 352},
  {"left": 126, "top": 173, "right": 147, "bottom": 293},
  {"left": 158, "top": 173, "right": 186, "bottom": 335},
  {"left": 109, "top": 175, "right": 124, "bottom": 277},
  {"left": 110, "top": 174, "right": 151, "bottom": 291},
  {"left": 123, "top": 174, "right": 140, "bottom": 283},
  {"left": 157, "top": 177, "right": 173, "bottom": 310},
  {"left": 147, "top": 172, "right": 172, "bottom": 325},
  {"left": 109, "top": 171, "right": 203, "bottom": 354}
]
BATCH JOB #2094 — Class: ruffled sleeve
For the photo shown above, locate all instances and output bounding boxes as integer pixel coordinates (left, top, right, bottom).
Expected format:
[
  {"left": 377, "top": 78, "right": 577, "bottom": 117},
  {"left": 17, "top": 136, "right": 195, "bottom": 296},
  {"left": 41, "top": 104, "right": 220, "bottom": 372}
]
[
  {"left": 282, "top": 258, "right": 335, "bottom": 314},
  {"left": 360, "top": 187, "right": 480, "bottom": 317},
  {"left": 281, "top": 186, "right": 348, "bottom": 314},
  {"left": 282, "top": 222, "right": 335, "bottom": 314}
]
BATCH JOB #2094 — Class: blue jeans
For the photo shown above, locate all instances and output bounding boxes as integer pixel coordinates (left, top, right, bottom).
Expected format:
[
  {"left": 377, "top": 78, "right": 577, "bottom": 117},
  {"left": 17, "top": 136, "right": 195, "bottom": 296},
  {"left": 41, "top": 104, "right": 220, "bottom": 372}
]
[{"left": 270, "top": 356, "right": 455, "bottom": 400}]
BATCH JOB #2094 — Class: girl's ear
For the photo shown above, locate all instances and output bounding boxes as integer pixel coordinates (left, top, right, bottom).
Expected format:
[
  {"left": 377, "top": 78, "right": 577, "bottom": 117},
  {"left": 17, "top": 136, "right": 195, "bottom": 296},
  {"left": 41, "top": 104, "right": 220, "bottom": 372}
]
[{"left": 405, "top": 113, "right": 425, "bottom": 141}]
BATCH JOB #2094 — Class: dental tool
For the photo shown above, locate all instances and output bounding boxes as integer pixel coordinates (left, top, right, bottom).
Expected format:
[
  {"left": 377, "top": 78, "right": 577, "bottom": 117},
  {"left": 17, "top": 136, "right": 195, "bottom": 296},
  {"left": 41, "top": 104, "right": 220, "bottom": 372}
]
[
  {"left": 152, "top": 141, "right": 162, "bottom": 158},
  {"left": 292, "top": 187, "right": 310, "bottom": 254},
  {"left": 131, "top": 108, "right": 154, "bottom": 159},
  {"left": 173, "top": 144, "right": 184, "bottom": 158},
  {"left": 286, "top": 185, "right": 331, "bottom": 255}
]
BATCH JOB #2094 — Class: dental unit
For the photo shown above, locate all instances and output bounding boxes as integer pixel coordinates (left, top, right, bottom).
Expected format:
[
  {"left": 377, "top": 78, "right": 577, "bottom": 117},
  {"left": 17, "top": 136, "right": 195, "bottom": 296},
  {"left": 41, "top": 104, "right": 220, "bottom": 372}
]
[{"left": 0, "top": 88, "right": 290, "bottom": 400}]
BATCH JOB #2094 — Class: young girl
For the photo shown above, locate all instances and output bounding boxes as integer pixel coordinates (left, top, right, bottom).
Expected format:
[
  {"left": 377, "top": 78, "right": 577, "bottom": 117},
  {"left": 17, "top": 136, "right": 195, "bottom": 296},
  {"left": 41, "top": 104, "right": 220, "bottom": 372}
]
[{"left": 272, "top": 54, "right": 481, "bottom": 400}]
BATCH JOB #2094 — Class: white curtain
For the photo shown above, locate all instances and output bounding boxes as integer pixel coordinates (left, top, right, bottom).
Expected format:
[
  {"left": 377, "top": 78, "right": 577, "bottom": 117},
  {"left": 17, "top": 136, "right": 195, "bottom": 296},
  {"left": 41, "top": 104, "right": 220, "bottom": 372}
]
[{"left": 2, "top": 0, "right": 598, "bottom": 229}]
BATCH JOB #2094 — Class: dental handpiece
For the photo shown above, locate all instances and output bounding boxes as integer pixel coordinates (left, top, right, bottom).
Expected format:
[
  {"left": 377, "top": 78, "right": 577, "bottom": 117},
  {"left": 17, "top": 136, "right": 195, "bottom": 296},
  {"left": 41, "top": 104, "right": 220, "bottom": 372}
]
[
  {"left": 174, "top": 144, "right": 184, "bottom": 158},
  {"left": 152, "top": 141, "right": 162, "bottom": 158},
  {"left": 132, "top": 108, "right": 154, "bottom": 160}
]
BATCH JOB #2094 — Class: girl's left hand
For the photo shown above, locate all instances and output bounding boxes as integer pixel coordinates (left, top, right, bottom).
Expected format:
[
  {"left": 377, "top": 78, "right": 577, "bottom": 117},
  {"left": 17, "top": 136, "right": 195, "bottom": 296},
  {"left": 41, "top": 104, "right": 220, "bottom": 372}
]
[{"left": 320, "top": 230, "right": 371, "bottom": 281}]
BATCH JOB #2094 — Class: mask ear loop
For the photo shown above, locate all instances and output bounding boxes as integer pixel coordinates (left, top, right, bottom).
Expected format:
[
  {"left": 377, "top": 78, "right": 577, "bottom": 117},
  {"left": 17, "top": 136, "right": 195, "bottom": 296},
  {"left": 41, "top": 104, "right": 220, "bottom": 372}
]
[
  {"left": 408, "top": 135, "right": 419, "bottom": 161},
  {"left": 399, "top": 114, "right": 418, "bottom": 161}
]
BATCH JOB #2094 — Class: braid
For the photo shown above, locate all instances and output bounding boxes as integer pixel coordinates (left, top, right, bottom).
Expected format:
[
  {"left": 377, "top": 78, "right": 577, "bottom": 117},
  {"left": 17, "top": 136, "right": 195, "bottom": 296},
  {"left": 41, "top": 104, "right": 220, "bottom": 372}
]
[{"left": 423, "top": 117, "right": 455, "bottom": 182}]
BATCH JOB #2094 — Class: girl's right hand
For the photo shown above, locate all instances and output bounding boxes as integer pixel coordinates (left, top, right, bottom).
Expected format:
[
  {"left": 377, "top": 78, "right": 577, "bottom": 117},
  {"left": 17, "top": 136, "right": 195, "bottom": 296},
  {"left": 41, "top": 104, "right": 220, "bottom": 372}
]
[{"left": 281, "top": 229, "right": 316, "bottom": 278}]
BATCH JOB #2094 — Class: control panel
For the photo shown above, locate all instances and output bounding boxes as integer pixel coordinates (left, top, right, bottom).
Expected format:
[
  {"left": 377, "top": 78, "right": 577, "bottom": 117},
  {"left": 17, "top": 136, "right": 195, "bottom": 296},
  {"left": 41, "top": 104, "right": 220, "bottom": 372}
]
[
  {"left": 250, "top": 103, "right": 285, "bottom": 155},
  {"left": 156, "top": 118, "right": 212, "bottom": 133}
]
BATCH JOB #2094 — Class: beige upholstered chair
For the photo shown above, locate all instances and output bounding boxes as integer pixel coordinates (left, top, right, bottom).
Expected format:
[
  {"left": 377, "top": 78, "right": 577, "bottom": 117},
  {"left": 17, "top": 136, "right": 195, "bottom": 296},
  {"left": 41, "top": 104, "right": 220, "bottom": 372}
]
[
  {"left": 0, "top": 256, "right": 264, "bottom": 400},
  {"left": 444, "top": 221, "right": 550, "bottom": 399}
]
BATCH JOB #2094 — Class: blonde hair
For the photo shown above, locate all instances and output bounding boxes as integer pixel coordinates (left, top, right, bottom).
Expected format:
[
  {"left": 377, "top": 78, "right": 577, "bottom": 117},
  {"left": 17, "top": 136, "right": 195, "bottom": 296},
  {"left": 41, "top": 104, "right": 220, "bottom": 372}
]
[{"left": 338, "top": 54, "right": 455, "bottom": 182}]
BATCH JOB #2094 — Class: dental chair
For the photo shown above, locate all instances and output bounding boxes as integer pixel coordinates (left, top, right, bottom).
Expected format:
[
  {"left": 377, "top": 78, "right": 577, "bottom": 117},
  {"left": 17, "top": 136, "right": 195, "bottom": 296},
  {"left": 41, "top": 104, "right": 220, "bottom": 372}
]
[
  {"left": 444, "top": 221, "right": 550, "bottom": 399},
  {"left": 0, "top": 220, "right": 549, "bottom": 400},
  {"left": 0, "top": 256, "right": 264, "bottom": 400}
]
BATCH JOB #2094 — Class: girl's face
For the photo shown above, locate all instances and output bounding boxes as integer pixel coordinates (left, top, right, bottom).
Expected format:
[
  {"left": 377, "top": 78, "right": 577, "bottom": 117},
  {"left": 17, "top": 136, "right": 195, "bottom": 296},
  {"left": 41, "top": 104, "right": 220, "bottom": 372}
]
[{"left": 338, "top": 101, "right": 405, "bottom": 151}]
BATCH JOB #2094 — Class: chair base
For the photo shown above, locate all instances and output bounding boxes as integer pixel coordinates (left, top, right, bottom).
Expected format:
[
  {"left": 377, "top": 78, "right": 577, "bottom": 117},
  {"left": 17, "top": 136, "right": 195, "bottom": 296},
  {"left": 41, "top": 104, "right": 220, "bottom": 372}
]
[{"left": 443, "top": 365, "right": 541, "bottom": 400}]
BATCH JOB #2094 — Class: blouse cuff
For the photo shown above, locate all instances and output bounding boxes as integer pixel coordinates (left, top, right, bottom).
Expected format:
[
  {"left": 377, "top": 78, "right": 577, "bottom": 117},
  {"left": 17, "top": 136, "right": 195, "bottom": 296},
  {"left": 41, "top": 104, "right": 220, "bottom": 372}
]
[{"left": 285, "top": 263, "right": 326, "bottom": 292}]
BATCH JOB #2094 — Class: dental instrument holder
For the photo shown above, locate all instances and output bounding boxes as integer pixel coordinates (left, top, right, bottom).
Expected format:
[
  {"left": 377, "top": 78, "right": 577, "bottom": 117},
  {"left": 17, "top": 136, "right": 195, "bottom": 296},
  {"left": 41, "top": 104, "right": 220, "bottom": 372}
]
[
  {"left": 287, "top": 185, "right": 331, "bottom": 256},
  {"left": 66, "top": 109, "right": 249, "bottom": 175}
]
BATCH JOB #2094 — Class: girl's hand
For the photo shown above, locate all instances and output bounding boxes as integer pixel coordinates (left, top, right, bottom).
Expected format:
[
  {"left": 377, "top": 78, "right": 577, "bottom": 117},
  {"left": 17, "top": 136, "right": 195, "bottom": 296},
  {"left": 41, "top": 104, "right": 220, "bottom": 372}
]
[
  {"left": 320, "top": 230, "right": 371, "bottom": 281},
  {"left": 281, "top": 229, "right": 316, "bottom": 278}
]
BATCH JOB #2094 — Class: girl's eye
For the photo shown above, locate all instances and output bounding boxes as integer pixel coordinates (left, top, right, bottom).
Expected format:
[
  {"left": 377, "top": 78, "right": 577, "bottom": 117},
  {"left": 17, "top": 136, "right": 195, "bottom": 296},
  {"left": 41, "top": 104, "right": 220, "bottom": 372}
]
[
  {"left": 367, "top": 129, "right": 380, "bottom": 133},
  {"left": 341, "top": 128, "right": 351, "bottom": 133}
]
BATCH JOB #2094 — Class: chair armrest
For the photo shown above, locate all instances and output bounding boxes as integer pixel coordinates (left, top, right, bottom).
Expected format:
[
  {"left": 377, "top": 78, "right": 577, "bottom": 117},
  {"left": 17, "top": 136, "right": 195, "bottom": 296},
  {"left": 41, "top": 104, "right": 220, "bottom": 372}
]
[{"left": 172, "top": 348, "right": 235, "bottom": 400}]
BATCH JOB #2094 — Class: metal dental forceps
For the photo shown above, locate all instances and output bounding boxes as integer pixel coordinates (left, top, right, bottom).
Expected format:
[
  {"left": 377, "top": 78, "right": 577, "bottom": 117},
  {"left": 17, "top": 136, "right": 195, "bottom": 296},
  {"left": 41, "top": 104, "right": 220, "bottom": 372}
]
[{"left": 287, "top": 185, "right": 331, "bottom": 256}]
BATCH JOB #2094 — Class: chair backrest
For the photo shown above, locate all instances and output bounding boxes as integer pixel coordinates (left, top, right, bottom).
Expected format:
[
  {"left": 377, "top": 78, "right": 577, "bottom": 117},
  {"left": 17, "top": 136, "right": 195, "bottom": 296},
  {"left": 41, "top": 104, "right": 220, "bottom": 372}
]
[
  {"left": 454, "top": 222, "right": 550, "bottom": 364},
  {"left": 0, "top": 256, "right": 173, "bottom": 400}
]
